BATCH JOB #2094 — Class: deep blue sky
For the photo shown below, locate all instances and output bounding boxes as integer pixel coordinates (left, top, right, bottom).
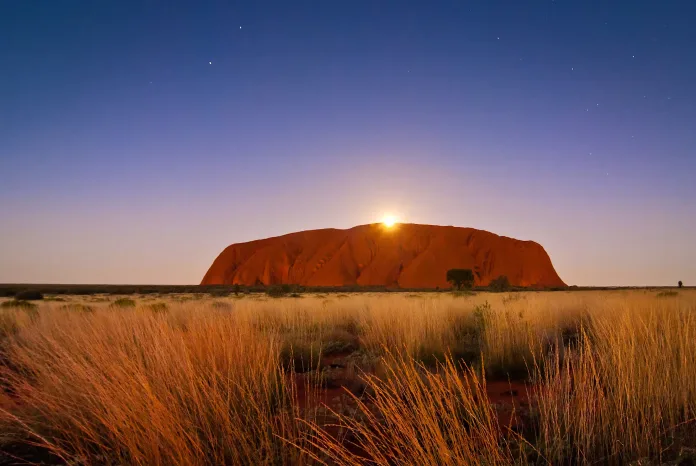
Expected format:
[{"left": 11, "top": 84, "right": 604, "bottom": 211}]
[{"left": 1, "top": 1, "right": 695, "bottom": 286}]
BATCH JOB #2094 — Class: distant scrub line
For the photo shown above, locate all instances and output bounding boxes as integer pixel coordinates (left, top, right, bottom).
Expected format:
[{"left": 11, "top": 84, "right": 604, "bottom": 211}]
[{"left": 1, "top": 283, "right": 684, "bottom": 298}]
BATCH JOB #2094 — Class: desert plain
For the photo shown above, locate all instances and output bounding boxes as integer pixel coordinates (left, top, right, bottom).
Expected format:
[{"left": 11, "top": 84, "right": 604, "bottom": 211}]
[{"left": 1, "top": 288, "right": 695, "bottom": 465}]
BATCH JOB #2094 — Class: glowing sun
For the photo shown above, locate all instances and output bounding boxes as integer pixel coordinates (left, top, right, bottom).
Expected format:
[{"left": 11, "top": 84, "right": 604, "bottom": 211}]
[{"left": 382, "top": 215, "right": 397, "bottom": 228}]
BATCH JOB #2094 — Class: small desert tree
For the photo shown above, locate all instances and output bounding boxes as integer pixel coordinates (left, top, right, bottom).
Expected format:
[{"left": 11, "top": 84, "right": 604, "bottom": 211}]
[
  {"left": 489, "top": 275, "right": 510, "bottom": 292},
  {"left": 446, "top": 269, "right": 474, "bottom": 290},
  {"left": 678, "top": 280, "right": 683, "bottom": 288}
]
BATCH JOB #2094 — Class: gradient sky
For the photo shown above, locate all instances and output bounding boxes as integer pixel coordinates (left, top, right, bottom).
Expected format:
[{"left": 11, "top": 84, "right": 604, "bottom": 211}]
[{"left": 1, "top": 1, "right": 695, "bottom": 286}]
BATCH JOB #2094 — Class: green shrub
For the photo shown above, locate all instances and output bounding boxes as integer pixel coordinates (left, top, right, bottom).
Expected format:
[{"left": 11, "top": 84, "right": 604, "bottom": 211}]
[
  {"left": 488, "top": 275, "right": 510, "bottom": 292},
  {"left": 44, "top": 296, "right": 66, "bottom": 302},
  {"left": 446, "top": 269, "right": 474, "bottom": 290},
  {"left": 1, "top": 300, "right": 37, "bottom": 310},
  {"left": 472, "top": 302, "right": 492, "bottom": 324},
  {"left": 59, "top": 303, "right": 94, "bottom": 313},
  {"left": 266, "top": 286, "right": 286, "bottom": 298},
  {"left": 447, "top": 313, "right": 486, "bottom": 365},
  {"left": 15, "top": 290, "right": 44, "bottom": 301},
  {"left": 111, "top": 298, "right": 136, "bottom": 308},
  {"left": 266, "top": 284, "right": 300, "bottom": 298},
  {"left": 211, "top": 301, "right": 232, "bottom": 310},
  {"left": 1, "top": 301, "right": 39, "bottom": 323},
  {"left": 266, "top": 284, "right": 293, "bottom": 298},
  {"left": 321, "top": 329, "right": 360, "bottom": 355},
  {"left": 148, "top": 303, "right": 168, "bottom": 313},
  {"left": 279, "top": 342, "right": 322, "bottom": 373},
  {"left": 451, "top": 313, "right": 484, "bottom": 345},
  {"left": 335, "top": 316, "right": 363, "bottom": 336}
]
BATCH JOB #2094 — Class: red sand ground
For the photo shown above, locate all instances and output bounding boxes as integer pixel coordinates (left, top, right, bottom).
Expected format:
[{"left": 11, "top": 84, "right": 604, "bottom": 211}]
[
  {"left": 290, "top": 352, "right": 535, "bottom": 457},
  {"left": 201, "top": 223, "right": 565, "bottom": 288}
]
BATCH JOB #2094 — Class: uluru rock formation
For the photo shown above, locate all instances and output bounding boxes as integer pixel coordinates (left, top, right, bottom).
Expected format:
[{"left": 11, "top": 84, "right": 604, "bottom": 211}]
[{"left": 201, "top": 223, "right": 566, "bottom": 289}]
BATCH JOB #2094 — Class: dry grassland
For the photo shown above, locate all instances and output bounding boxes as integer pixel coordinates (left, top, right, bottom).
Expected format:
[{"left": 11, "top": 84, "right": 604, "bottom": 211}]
[{"left": 1, "top": 290, "right": 695, "bottom": 465}]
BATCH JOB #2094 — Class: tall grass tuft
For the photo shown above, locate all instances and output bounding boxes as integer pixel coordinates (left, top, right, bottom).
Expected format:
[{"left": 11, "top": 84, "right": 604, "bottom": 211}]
[
  {"left": 0, "top": 307, "right": 315, "bottom": 465},
  {"left": 533, "top": 303, "right": 696, "bottom": 464},
  {"left": 301, "top": 351, "right": 516, "bottom": 466}
]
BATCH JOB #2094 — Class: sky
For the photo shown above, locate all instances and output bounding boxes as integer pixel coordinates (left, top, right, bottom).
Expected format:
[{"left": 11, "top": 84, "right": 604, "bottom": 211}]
[{"left": 1, "top": 1, "right": 695, "bottom": 286}]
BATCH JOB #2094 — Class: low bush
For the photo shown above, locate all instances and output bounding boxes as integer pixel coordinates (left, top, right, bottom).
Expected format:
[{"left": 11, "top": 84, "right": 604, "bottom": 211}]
[
  {"left": 448, "top": 313, "right": 486, "bottom": 365},
  {"left": 279, "top": 341, "right": 322, "bottom": 373},
  {"left": 210, "top": 301, "right": 232, "bottom": 310},
  {"left": 1, "top": 300, "right": 37, "bottom": 311},
  {"left": 488, "top": 275, "right": 510, "bottom": 292},
  {"left": 335, "top": 316, "right": 363, "bottom": 336},
  {"left": 451, "top": 290, "right": 476, "bottom": 298},
  {"left": 266, "top": 284, "right": 291, "bottom": 297},
  {"left": 111, "top": 298, "right": 136, "bottom": 308},
  {"left": 59, "top": 304, "right": 94, "bottom": 313},
  {"left": 321, "top": 329, "right": 360, "bottom": 355},
  {"left": 266, "top": 286, "right": 287, "bottom": 298},
  {"left": 147, "top": 303, "right": 168, "bottom": 313},
  {"left": 14, "top": 290, "right": 44, "bottom": 301},
  {"left": 0, "top": 301, "right": 39, "bottom": 325},
  {"left": 266, "top": 284, "right": 304, "bottom": 298}
]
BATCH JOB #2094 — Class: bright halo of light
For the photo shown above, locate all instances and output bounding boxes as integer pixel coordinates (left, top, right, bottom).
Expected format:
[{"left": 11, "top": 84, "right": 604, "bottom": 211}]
[{"left": 382, "top": 215, "right": 397, "bottom": 228}]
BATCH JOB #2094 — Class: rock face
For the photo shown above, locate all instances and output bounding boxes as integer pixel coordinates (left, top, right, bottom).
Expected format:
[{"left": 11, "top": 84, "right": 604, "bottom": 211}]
[{"left": 201, "top": 223, "right": 566, "bottom": 288}]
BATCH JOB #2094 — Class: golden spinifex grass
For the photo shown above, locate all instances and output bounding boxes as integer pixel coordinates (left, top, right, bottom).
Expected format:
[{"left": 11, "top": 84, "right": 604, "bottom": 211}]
[
  {"left": 0, "top": 290, "right": 695, "bottom": 465},
  {"left": 0, "top": 306, "right": 314, "bottom": 465},
  {"left": 300, "top": 351, "right": 517, "bottom": 466},
  {"left": 534, "top": 301, "right": 696, "bottom": 464}
]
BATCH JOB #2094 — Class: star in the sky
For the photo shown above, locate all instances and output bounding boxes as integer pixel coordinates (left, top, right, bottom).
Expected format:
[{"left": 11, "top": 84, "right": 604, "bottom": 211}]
[{"left": 209, "top": 61, "right": 212, "bottom": 65}]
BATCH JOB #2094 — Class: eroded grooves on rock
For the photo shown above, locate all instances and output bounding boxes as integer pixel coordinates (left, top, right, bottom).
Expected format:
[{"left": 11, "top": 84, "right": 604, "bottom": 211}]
[{"left": 201, "top": 223, "right": 565, "bottom": 288}]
